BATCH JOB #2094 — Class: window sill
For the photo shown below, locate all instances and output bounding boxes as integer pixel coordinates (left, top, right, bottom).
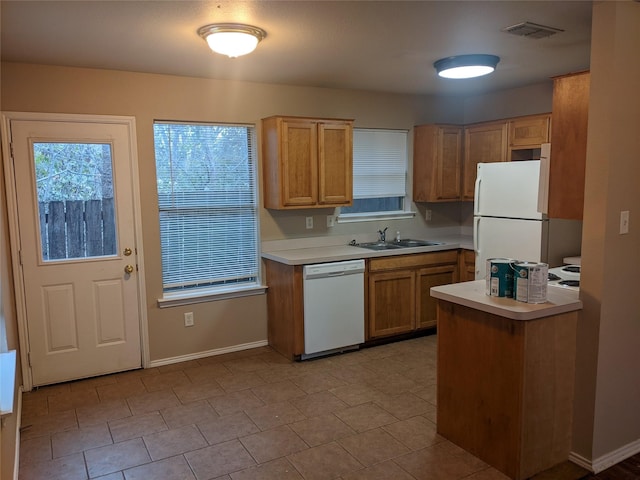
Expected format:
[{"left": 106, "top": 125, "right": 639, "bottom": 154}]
[
  {"left": 0, "top": 350, "right": 17, "bottom": 417},
  {"left": 157, "top": 284, "right": 267, "bottom": 308},
  {"left": 337, "top": 211, "right": 416, "bottom": 223}
]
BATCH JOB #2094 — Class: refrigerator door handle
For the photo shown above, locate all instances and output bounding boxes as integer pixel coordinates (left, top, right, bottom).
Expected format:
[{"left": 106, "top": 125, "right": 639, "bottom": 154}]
[
  {"left": 474, "top": 175, "right": 481, "bottom": 215},
  {"left": 474, "top": 216, "right": 481, "bottom": 253}
]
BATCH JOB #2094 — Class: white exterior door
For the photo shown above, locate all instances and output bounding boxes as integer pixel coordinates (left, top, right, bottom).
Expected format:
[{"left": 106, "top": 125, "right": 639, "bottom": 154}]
[{"left": 5, "top": 115, "right": 143, "bottom": 387}]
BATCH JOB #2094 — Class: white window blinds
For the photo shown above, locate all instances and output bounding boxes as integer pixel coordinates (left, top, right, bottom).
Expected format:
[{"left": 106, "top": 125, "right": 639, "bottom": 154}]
[
  {"left": 154, "top": 122, "right": 259, "bottom": 293},
  {"left": 352, "top": 129, "right": 408, "bottom": 199}
]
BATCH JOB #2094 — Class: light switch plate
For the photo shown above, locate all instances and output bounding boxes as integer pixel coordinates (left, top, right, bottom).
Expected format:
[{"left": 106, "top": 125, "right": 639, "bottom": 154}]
[
  {"left": 620, "top": 210, "right": 629, "bottom": 234},
  {"left": 305, "top": 216, "right": 313, "bottom": 229}
]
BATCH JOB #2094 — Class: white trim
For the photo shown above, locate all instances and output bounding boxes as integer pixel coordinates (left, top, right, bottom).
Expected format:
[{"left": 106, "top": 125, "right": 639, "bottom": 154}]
[
  {"left": 337, "top": 210, "right": 416, "bottom": 223},
  {"left": 147, "top": 339, "right": 269, "bottom": 368},
  {"left": 0, "top": 112, "right": 149, "bottom": 388},
  {"left": 157, "top": 284, "right": 267, "bottom": 308},
  {"left": 570, "top": 438, "right": 640, "bottom": 474}
]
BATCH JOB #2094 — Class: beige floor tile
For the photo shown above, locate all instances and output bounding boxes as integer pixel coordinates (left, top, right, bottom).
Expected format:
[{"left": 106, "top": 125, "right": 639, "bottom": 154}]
[
  {"left": 339, "top": 459, "right": 415, "bottom": 480},
  {"left": 290, "top": 391, "right": 348, "bottom": 417},
  {"left": 109, "top": 411, "right": 168, "bottom": 443},
  {"left": 240, "top": 425, "right": 308, "bottom": 464},
  {"left": 255, "top": 363, "right": 300, "bottom": 383},
  {"left": 185, "top": 439, "right": 257, "bottom": 478},
  {"left": 143, "top": 424, "right": 208, "bottom": 460},
  {"left": 160, "top": 399, "right": 219, "bottom": 429},
  {"left": 157, "top": 359, "right": 202, "bottom": 373},
  {"left": 245, "top": 401, "right": 307, "bottom": 431},
  {"left": 126, "top": 389, "right": 181, "bottom": 415},
  {"left": 96, "top": 378, "right": 147, "bottom": 402},
  {"left": 290, "top": 413, "right": 355, "bottom": 447},
  {"left": 393, "top": 441, "right": 488, "bottom": 480},
  {"left": 52, "top": 422, "right": 112, "bottom": 458},
  {"left": 20, "top": 409, "right": 78, "bottom": 441},
  {"left": 69, "top": 375, "right": 118, "bottom": 392},
  {"left": 290, "top": 372, "right": 348, "bottom": 394},
  {"left": 84, "top": 438, "right": 151, "bottom": 478},
  {"left": 250, "top": 380, "right": 307, "bottom": 404},
  {"left": 382, "top": 415, "right": 444, "bottom": 451},
  {"left": 198, "top": 411, "right": 260, "bottom": 445},
  {"left": 334, "top": 402, "right": 398, "bottom": 432},
  {"left": 21, "top": 393, "right": 49, "bottom": 418},
  {"left": 141, "top": 370, "right": 192, "bottom": 392},
  {"left": 223, "top": 356, "right": 271, "bottom": 373},
  {"left": 366, "top": 372, "right": 420, "bottom": 396},
  {"left": 208, "top": 390, "right": 265, "bottom": 417},
  {"left": 183, "top": 363, "right": 233, "bottom": 383},
  {"left": 374, "top": 392, "right": 436, "bottom": 420},
  {"left": 93, "top": 472, "right": 124, "bottom": 480},
  {"left": 402, "top": 366, "right": 437, "bottom": 386},
  {"left": 230, "top": 457, "right": 304, "bottom": 480},
  {"left": 362, "top": 357, "right": 411, "bottom": 376},
  {"left": 48, "top": 388, "right": 100, "bottom": 414},
  {"left": 329, "top": 383, "right": 385, "bottom": 407},
  {"left": 216, "top": 372, "right": 267, "bottom": 393},
  {"left": 287, "top": 442, "right": 363, "bottom": 480},
  {"left": 411, "top": 383, "right": 437, "bottom": 405},
  {"left": 325, "top": 364, "right": 379, "bottom": 384},
  {"left": 123, "top": 455, "right": 196, "bottom": 480},
  {"left": 76, "top": 398, "right": 132, "bottom": 428},
  {"left": 338, "top": 427, "right": 410, "bottom": 466},
  {"left": 465, "top": 467, "right": 513, "bottom": 480},
  {"left": 172, "top": 380, "right": 225, "bottom": 403},
  {"left": 18, "top": 452, "right": 87, "bottom": 480},
  {"left": 19, "top": 435, "right": 51, "bottom": 466}
]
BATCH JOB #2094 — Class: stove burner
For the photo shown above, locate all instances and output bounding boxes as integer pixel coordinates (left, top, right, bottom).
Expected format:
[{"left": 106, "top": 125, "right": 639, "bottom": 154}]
[
  {"left": 562, "top": 265, "right": 581, "bottom": 273},
  {"left": 548, "top": 273, "right": 561, "bottom": 281},
  {"left": 559, "top": 280, "right": 580, "bottom": 287}
]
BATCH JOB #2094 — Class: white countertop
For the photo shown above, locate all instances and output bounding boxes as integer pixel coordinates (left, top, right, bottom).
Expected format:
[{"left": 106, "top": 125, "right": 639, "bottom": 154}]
[
  {"left": 261, "top": 235, "right": 473, "bottom": 266},
  {"left": 430, "top": 280, "right": 582, "bottom": 321}
]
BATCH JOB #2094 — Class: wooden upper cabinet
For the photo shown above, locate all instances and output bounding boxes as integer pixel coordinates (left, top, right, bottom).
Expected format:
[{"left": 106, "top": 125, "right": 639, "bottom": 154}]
[
  {"left": 262, "top": 116, "right": 353, "bottom": 209},
  {"left": 413, "top": 124, "right": 463, "bottom": 202},
  {"left": 548, "top": 71, "right": 590, "bottom": 220},
  {"left": 508, "top": 114, "right": 551, "bottom": 161},
  {"left": 463, "top": 121, "right": 508, "bottom": 201}
]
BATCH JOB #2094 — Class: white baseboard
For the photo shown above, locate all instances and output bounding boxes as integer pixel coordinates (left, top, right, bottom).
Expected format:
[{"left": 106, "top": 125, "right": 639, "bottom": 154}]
[
  {"left": 570, "top": 437, "right": 640, "bottom": 474},
  {"left": 147, "top": 340, "right": 269, "bottom": 368}
]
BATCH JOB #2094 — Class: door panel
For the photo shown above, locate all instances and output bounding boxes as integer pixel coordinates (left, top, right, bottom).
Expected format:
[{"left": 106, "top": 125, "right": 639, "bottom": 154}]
[{"left": 9, "top": 118, "right": 142, "bottom": 386}]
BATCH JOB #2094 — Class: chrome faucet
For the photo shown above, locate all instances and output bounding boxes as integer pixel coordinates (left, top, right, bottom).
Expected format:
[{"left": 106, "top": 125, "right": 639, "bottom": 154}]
[{"left": 377, "top": 227, "right": 388, "bottom": 242}]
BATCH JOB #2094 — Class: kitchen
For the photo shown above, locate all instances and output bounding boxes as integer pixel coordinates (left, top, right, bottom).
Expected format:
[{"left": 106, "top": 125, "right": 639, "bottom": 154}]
[{"left": 1, "top": 2, "right": 639, "bottom": 480}]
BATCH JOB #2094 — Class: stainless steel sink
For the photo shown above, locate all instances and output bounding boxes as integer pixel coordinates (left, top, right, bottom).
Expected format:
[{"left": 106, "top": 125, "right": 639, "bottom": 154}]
[
  {"left": 354, "top": 239, "right": 443, "bottom": 251},
  {"left": 395, "top": 239, "right": 444, "bottom": 247},
  {"left": 355, "top": 241, "right": 403, "bottom": 251}
]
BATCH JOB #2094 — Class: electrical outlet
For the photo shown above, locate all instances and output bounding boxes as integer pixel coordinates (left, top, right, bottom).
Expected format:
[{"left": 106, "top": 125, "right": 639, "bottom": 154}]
[
  {"left": 305, "top": 216, "right": 313, "bottom": 229},
  {"left": 425, "top": 209, "right": 432, "bottom": 221},
  {"left": 620, "top": 210, "right": 630, "bottom": 234},
  {"left": 184, "top": 312, "right": 194, "bottom": 327},
  {"left": 327, "top": 215, "right": 335, "bottom": 227}
]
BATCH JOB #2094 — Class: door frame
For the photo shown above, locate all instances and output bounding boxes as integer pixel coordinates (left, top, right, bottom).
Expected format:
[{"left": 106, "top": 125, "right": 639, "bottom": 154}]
[{"left": 1, "top": 111, "right": 149, "bottom": 391}]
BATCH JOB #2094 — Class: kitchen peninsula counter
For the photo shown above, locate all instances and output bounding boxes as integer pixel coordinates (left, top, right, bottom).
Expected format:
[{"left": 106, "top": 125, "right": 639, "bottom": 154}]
[{"left": 431, "top": 281, "right": 582, "bottom": 480}]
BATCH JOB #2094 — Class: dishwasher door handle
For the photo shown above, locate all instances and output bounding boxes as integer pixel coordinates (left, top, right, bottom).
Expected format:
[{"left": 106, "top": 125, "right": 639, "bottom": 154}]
[{"left": 325, "top": 271, "right": 346, "bottom": 277}]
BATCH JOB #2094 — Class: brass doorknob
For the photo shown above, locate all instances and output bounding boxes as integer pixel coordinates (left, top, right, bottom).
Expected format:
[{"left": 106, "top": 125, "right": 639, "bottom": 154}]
[
  {"left": 124, "top": 265, "right": 134, "bottom": 274},
  {"left": 123, "top": 248, "right": 132, "bottom": 256}
]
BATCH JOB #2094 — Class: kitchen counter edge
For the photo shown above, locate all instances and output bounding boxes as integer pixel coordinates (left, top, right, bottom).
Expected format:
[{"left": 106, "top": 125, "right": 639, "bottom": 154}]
[
  {"left": 430, "top": 280, "right": 582, "bottom": 321},
  {"left": 261, "top": 237, "right": 473, "bottom": 266}
]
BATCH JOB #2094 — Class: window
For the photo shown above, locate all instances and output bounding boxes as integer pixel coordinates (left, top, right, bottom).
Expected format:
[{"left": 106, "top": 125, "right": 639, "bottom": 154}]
[
  {"left": 340, "top": 128, "right": 410, "bottom": 220},
  {"left": 153, "top": 122, "right": 260, "bottom": 303}
]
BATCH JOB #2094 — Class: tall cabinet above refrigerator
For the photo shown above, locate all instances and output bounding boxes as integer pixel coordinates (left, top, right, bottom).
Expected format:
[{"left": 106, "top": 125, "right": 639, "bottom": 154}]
[{"left": 473, "top": 160, "right": 582, "bottom": 280}]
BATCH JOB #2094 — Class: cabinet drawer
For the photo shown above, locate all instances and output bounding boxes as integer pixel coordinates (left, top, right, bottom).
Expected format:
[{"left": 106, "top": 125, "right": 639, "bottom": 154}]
[{"left": 369, "top": 250, "right": 458, "bottom": 272}]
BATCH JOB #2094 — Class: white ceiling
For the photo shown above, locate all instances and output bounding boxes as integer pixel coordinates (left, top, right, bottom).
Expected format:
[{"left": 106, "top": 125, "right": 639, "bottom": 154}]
[{"left": 0, "top": 1, "right": 593, "bottom": 97}]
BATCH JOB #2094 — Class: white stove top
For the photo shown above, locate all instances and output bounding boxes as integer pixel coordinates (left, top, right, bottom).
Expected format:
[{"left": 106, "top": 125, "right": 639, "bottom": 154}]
[{"left": 548, "top": 265, "right": 580, "bottom": 291}]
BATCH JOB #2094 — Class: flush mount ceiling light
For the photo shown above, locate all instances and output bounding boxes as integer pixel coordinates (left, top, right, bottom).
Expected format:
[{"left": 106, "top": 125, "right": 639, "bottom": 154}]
[
  {"left": 434, "top": 54, "right": 500, "bottom": 79},
  {"left": 197, "top": 23, "right": 266, "bottom": 58}
]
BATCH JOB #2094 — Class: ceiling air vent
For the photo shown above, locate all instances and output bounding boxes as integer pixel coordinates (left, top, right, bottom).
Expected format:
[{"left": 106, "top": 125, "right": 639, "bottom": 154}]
[{"left": 502, "top": 21, "right": 564, "bottom": 39}]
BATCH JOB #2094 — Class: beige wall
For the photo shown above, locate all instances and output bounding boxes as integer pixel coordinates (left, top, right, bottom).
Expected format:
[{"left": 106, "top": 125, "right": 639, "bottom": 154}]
[{"left": 572, "top": 0, "right": 640, "bottom": 466}]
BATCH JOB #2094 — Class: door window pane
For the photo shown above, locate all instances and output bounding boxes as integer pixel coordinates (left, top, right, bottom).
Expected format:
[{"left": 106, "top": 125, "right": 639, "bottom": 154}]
[{"left": 33, "top": 142, "right": 117, "bottom": 260}]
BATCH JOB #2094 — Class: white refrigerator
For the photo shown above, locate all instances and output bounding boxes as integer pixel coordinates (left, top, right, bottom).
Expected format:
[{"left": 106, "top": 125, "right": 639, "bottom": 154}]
[{"left": 473, "top": 160, "right": 582, "bottom": 280}]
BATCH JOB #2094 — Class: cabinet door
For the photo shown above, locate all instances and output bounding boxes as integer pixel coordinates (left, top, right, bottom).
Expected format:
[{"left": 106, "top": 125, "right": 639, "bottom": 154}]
[
  {"left": 369, "top": 270, "right": 415, "bottom": 338},
  {"left": 549, "top": 72, "right": 590, "bottom": 220},
  {"left": 281, "top": 119, "right": 318, "bottom": 207},
  {"left": 318, "top": 121, "right": 352, "bottom": 206},
  {"left": 416, "top": 264, "right": 458, "bottom": 329},
  {"left": 458, "top": 250, "right": 476, "bottom": 282},
  {"left": 413, "top": 125, "right": 462, "bottom": 202},
  {"left": 508, "top": 114, "right": 551, "bottom": 148},
  {"left": 463, "top": 122, "right": 508, "bottom": 201}
]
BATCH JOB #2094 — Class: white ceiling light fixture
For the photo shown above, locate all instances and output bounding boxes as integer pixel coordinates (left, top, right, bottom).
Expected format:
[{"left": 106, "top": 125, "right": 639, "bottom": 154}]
[
  {"left": 198, "top": 23, "right": 267, "bottom": 58},
  {"left": 434, "top": 54, "right": 500, "bottom": 79}
]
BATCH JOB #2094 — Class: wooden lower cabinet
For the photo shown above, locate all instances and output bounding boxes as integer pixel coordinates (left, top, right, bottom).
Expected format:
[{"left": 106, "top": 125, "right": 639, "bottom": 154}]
[
  {"left": 368, "top": 250, "right": 458, "bottom": 339},
  {"left": 458, "top": 249, "right": 476, "bottom": 282}
]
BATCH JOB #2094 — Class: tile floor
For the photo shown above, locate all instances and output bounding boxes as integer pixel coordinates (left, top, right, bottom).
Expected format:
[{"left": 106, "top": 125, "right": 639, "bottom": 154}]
[{"left": 17, "top": 335, "right": 581, "bottom": 480}]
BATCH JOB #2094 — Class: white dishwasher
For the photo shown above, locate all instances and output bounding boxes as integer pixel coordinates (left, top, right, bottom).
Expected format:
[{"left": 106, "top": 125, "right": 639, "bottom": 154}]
[{"left": 302, "top": 259, "right": 365, "bottom": 359}]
